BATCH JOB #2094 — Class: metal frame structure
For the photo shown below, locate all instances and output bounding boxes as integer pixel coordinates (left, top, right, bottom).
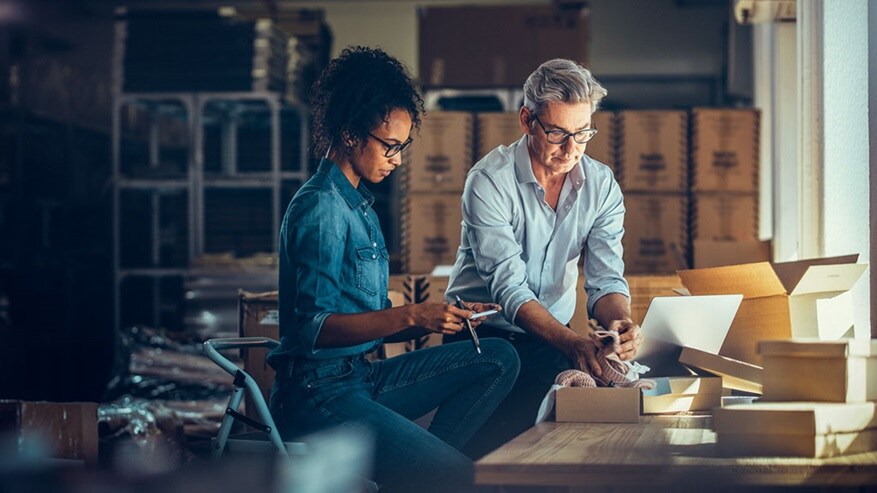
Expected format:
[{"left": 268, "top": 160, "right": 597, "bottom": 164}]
[{"left": 111, "top": 91, "right": 309, "bottom": 332}]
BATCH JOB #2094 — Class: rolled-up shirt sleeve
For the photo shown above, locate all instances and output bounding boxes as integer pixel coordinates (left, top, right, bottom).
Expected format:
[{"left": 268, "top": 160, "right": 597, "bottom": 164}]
[
  {"left": 284, "top": 191, "right": 346, "bottom": 355},
  {"left": 463, "top": 170, "right": 537, "bottom": 325},
  {"left": 583, "top": 175, "right": 630, "bottom": 315}
]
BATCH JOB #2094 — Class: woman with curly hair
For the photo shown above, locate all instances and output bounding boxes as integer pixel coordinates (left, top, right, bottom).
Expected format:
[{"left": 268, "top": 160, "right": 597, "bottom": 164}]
[{"left": 267, "top": 47, "right": 520, "bottom": 492}]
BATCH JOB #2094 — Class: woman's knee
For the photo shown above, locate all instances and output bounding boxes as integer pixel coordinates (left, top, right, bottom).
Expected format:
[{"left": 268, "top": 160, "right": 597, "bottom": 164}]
[{"left": 480, "top": 337, "right": 521, "bottom": 378}]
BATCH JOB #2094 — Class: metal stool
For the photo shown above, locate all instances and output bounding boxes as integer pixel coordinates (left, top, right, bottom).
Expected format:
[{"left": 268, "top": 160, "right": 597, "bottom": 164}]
[{"left": 203, "top": 337, "right": 306, "bottom": 459}]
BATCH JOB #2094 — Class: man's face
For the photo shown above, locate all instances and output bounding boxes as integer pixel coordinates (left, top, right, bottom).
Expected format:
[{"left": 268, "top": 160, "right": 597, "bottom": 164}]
[{"left": 520, "top": 101, "right": 593, "bottom": 176}]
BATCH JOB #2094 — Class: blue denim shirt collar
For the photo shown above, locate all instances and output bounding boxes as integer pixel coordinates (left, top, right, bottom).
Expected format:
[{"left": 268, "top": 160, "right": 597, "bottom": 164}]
[
  {"left": 319, "top": 158, "right": 375, "bottom": 211},
  {"left": 514, "top": 135, "right": 586, "bottom": 191}
]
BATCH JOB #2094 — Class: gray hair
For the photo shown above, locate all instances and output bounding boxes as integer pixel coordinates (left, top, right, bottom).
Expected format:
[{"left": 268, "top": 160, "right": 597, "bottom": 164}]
[{"left": 522, "top": 59, "right": 607, "bottom": 119}]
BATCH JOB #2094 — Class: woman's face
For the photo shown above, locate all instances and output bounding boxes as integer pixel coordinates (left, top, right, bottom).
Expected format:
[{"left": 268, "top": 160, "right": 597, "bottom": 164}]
[{"left": 342, "top": 108, "right": 413, "bottom": 186}]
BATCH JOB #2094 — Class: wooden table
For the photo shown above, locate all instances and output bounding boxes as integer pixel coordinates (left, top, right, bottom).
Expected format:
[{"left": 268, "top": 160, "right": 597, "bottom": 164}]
[{"left": 475, "top": 416, "right": 877, "bottom": 491}]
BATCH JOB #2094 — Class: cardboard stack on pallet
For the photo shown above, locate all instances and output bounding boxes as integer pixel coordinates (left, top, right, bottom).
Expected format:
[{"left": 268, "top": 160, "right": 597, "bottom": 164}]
[{"left": 617, "top": 110, "right": 690, "bottom": 274}]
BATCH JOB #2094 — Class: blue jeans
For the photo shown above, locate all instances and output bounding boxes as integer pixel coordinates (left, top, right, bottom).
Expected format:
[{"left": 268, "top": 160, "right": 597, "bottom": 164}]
[{"left": 269, "top": 338, "right": 520, "bottom": 492}]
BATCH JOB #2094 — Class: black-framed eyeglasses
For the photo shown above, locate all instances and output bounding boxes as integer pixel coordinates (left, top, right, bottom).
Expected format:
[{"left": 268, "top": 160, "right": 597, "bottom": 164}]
[
  {"left": 368, "top": 133, "right": 413, "bottom": 157},
  {"left": 533, "top": 116, "right": 598, "bottom": 145}
]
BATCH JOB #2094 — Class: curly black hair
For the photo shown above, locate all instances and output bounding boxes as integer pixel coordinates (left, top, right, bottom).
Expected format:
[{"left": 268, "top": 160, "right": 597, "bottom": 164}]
[{"left": 309, "top": 46, "right": 424, "bottom": 158}]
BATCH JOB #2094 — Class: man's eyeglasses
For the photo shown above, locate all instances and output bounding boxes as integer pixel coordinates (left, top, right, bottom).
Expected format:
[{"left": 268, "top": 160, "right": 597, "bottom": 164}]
[
  {"left": 533, "top": 116, "right": 598, "bottom": 145},
  {"left": 369, "top": 133, "right": 413, "bottom": 157}
]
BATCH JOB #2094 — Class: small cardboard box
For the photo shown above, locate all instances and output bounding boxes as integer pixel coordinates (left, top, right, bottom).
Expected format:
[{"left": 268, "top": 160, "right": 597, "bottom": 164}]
[
  {"left": 759, "top": 339, "right": 877, "bottom": 403},
  {"left": 403, "top": 111, "right": 473, "bottom": 192},
  {"left": 642, "top": 376, "right": 722, "bottom": 414},
  {"left": 0, "top": 401, "right": 98, "bottom": 464},
  {"left": 691, "top": 108, "right": 759, "bottom": 193},
  {"left": 617, "top": 110, "right": 688, "bottom": 192},
  {"left": 586, "top": 110, "right": 617, "bottom": 174},
  {"left": 419, "top": 5, "right": 588, "bottom": 88},
  {"left": 402, "top": 193, "right": 463, "bottom": 274},
  {"left": 476, "top": 112, "right": 522, "bottom": 161},
  {"left": 555, "top": 387, "right": 641, "bottom": 423},
  {"left": 678, "top": 346, "right": 763, "bottom": 394},
  {"left": 622, "top": 192, "right": 689, "bottom": 274},
  {"left": 692, "top": 239, "right": 771, "bottom": 268},
  {"left": 713, "top": 402, "right": 877, "bottom": 458},
  {"left": 691, "top": 192, "right": 758, "bottom": 241},
  {"left": 677, "top": 254, "right": 867, "bottom": 365}
]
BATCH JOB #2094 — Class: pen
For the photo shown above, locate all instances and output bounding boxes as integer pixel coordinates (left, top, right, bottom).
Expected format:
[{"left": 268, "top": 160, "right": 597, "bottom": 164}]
[{"left": 455, "top": 295, "right": 482, "bottom": 354}]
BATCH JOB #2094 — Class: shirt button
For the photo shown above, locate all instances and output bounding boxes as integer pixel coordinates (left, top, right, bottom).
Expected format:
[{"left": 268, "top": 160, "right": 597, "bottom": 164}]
[
  {"left": 372, "top": 242, "right": 377, "bottom": 247},
  {"left": 372, "top": 254, "right": 377, "bottom": 259},
  {"left": 565, "top": 204, "right": 571, "bottom": 210}
]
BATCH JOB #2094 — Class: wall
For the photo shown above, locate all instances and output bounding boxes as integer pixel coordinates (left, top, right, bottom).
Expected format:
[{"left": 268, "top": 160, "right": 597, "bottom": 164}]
[
  {"left": 871, "top": 0, "right": 877, "bottom": 336},
  {"left": 820, "top": 0, "right": 870, "bottom": 338}
]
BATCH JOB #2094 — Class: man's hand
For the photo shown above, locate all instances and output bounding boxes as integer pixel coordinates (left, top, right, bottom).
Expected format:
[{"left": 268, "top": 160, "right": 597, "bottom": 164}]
[
  {"left": 563, "top": 333, "right": 603, "bottom": 377},
  {"left": 607, "top": 318, "right": 643, "bottom": 361}
]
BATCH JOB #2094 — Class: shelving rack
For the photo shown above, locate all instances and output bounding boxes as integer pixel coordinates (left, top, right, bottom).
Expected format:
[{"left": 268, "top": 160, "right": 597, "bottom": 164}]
[{"left": 111, "top": 91, "right": 308, "bottom": 331}]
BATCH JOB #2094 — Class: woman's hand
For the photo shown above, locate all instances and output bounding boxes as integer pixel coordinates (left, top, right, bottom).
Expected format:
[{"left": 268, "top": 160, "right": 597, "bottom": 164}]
[{"left": 406, "top": 302, "right": 471, "bottom": 335}]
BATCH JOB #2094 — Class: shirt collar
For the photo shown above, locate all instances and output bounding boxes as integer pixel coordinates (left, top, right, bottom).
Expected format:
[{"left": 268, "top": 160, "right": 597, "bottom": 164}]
[
  {"left": 319, "top": 158, "right": 375, "bottom": 210},
  {"left": 513, "top": 135, "right": 587, "bottom": 190}
]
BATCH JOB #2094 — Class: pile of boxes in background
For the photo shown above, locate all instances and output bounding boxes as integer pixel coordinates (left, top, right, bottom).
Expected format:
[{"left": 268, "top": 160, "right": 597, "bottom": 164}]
[{"left": 399, "top": 107, "right": 764, "bottom": 278}]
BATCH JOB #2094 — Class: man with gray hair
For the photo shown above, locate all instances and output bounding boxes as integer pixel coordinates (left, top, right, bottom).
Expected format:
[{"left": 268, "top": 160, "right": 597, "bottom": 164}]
[{"left": 444, "top": 59, "right": 643, "bottom": 458}]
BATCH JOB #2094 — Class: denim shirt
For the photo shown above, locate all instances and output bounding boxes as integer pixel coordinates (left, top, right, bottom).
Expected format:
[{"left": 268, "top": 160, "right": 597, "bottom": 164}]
[
  {"left": 445, "top": 135, "right": 630, "bottom": 333},
  {"left": 268, "top": 158, "right": 389, "bottom": 363}
]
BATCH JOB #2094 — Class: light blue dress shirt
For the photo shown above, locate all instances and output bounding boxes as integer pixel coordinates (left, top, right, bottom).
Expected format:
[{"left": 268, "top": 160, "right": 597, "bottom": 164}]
[{"left": 445, "top": 135, "right": 630, "bottom": 333}]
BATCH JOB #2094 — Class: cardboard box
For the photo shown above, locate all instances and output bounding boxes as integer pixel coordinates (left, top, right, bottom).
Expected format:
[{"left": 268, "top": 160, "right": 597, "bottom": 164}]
[
  {"left": 642, "top": 376, "right": 722, "bottom": 414},
  {"left": 419, "top": 5, "right": 588, "bottom": 88},
  {"left": 617, "top": 111, "right": 688, "bottom": 192},
  {"left": 622, "top": 192, "right": 689, "bottom": 274},
  {"left": 692, "top": 192, "right": 758, "bottom": 241},
  {"left": 555, "top": 387, "right": 641, "bottom": 423},
  {"left": 238, "top": 290, "right": 280, "bottom": 417},
  {"left": 402, "top": 193, "right": 463, "bottom": 274},
  {"left": 586, "top": 110, "right": 617, "bottom": 173},
  {"left": 691, "top": 108, "right": 759, "bottom": 192},
  {"left": 0, "top": 401, "right": 98, "bottom": 464},
  {"left": 677, "top": 254, "right": 867, "bottom": 365},
  {"left": 403, "top": 111, "right": 473, "bottom": 192},
  {"left": 476, "top": 112, "right": 522, "bottom": 162},
  {"left": 693, "top": 239, "right": 771, "bottom": 268},
  {"left": 678, "top": 346, "right": 763, "bottom": 394},
  {"left": 759, "top": 339, "right": 877, "bottom": 403},
  {"left": 713, "top": 402, "right": 877, "bottom": 458}
]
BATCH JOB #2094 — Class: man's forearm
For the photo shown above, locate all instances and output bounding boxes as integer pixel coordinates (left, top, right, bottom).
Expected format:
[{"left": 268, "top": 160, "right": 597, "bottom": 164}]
[
  {"left": 591, "top": 293, "right": 633, "bottom": 329},
  {"left": 514, "top": 300, "right": 578, "bottom": 350}
]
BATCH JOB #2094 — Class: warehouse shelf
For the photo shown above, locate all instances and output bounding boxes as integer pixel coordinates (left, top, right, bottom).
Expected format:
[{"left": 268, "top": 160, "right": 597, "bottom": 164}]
[{"left": 112, "top": 90, "right": 309, "bottom": 331}]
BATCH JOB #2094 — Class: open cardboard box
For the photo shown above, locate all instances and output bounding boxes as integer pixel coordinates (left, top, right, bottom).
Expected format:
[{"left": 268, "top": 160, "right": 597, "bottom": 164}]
[
  {"left": 679, "top": 346, "right": 763, "bottom": 394},
  {"left": 642, "top": 376, "right": 722, "bottom": 414},
  {"left": 677, "top": 254, "right": 867, "bottom": 366}
]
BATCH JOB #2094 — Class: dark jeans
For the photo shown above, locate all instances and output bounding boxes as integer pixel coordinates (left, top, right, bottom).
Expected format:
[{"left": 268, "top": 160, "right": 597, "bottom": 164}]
[
  {"left": 444, "top": 328, "right": 572, "bottom": 459},
  {"left": 269, "top": 338, "right": 519, "bottom": 493}
]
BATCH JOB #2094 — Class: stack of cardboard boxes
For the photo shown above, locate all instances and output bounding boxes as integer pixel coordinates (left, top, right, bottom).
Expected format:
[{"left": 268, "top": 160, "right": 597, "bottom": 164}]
[
  {"left": 401, "top": 112, "right": 472, "bottom": 274},
  {"left": 617, "top": 110, "right": 690, "bottom": 274},
  {"left": 690, "top": 108, "right": 767, "bottom": 268},
  {"left": 714, "top": 339, "right": 877, "bottom": 458}
]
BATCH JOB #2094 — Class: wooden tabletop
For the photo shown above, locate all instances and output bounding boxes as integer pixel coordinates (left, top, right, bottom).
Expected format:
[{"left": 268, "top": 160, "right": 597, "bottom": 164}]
[{"left": 475, "top": 416, "right": 877, "bottom": 488}]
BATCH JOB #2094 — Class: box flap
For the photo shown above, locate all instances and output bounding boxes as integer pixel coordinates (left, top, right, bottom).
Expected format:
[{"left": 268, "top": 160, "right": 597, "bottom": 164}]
[
  {"left": 759, "top": 338, "right": 877, "bottom": 358},
  {"left": 771, "top": 254, "right": 861, "bottom": 292},
  {"left": 678, "top": 262, "right": 785, "bottom": 298},
  {"left": 679, "top": 346, "right": 763, "bottom": 394},
  {"left": 788, "top": 263, "right": 868, "bottom": 296},
  {"left": 642, "top": 376, "right": 723, "bottom": 396}
]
